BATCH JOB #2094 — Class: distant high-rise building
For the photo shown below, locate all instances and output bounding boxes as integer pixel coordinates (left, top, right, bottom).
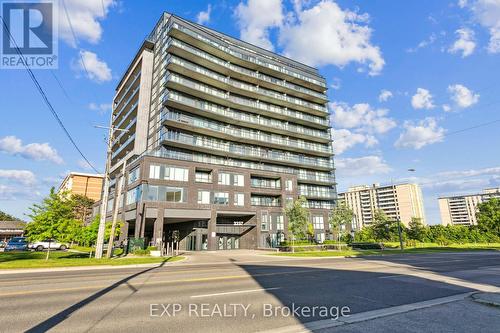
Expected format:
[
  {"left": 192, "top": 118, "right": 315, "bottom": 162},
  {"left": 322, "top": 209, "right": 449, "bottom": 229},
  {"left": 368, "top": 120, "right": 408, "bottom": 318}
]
[
  {"left": 338, "top": 183, "right": 426, "bottom": 229},
  {"left": 438, "top": 188, "right": 500, "bottom": 226},
  {"left": 105, "top": 13, "right": 335, "bottom": 250},
  {"left": 59, "top": 172, "right": 104, "bottom": 202}
]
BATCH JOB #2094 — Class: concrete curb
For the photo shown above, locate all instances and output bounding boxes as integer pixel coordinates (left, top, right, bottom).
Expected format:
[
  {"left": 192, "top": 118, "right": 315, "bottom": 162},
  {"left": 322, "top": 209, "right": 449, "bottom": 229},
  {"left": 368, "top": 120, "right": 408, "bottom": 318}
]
[
  {"left": 471, "top": 292, "right": 500, "bottom": 308},
  {"left": 0, "top": 256, "right": 186, "bottom": 275}
]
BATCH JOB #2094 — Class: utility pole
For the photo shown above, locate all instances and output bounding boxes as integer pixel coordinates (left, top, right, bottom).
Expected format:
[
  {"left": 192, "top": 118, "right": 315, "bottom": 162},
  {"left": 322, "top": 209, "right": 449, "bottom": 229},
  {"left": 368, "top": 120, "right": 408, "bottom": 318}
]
[
  {"left": 106, "top": 160, "right": 127, "bottom": 258},
  {"left": 94, "top": 125, "right": 129, "bottom": 259}
]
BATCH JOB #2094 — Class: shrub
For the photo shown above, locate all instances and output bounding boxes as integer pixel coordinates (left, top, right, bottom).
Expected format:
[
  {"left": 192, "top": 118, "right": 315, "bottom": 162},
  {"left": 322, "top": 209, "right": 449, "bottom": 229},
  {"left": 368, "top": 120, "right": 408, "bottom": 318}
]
[{"left": 132, "top": 248, "right": 150, "bottom": 256}]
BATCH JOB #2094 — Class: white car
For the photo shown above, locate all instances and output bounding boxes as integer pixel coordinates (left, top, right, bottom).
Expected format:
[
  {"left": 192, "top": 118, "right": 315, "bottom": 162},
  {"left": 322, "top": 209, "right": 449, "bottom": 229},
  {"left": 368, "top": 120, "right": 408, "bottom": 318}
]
[{"left": 29, "top": 239, "right": 68, "bottom": 251}]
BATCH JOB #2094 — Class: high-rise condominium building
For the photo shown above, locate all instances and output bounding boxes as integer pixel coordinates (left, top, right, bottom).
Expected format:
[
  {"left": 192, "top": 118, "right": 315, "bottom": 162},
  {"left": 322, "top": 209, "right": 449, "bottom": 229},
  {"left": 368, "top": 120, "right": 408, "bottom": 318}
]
[
  {"left": 59, "top": 172, "right": 104, "bottom": 202},
  {"left": 438, "top": 188, "right": 500, "bottom": 226},
  {"left": 338, "top": 183, "right": 426, "bottom": 229},
  {"left": 105, "top": 13, "right": 335, "bottom": 251}
]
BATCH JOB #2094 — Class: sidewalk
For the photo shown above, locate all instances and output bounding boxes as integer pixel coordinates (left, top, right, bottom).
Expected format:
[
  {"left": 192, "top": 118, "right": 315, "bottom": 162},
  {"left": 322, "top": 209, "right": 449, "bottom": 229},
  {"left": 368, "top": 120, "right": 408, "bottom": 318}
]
[{"left": 262, "top": 293, "right": 500, "bottom": 333}]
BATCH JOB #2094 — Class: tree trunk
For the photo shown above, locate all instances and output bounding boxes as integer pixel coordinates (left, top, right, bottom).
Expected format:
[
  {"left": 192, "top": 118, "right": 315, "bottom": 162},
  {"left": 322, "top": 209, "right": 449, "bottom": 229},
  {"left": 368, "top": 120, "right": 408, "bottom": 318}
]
[{"left": 45, "top": 240, "right": 51, "bottom": 261}]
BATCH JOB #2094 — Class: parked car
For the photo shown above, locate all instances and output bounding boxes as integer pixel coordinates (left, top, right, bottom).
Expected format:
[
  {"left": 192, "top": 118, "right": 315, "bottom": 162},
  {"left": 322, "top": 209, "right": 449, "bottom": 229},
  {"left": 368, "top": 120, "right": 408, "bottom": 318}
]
[
  {"left": 0, "top": 240, "right": 6, "bottom": 248},
  {"left": 29, "top": 239, "right": 68, "bottom": 251},
  {"left": 5, "top": 237, "right": 29, "bottom": 252}
]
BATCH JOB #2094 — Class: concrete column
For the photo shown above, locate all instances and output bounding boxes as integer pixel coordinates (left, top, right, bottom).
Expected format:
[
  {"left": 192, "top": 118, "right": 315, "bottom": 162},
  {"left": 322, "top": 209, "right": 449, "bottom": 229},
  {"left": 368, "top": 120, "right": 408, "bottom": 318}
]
[
  {"left": 195, "top": 228, "right": 202, "bottom": 251},
  {"left": 153, "top": 208, "right": 164, "bottom": 247},
  {"left": 119, "top": 221, "right": 129, "bottom": 242},
  {"left": 207, "top": 209, "right": 217, "bottom": 251},
  {"left": 134, "top": 204, "right": 143, "bottom": 238}
]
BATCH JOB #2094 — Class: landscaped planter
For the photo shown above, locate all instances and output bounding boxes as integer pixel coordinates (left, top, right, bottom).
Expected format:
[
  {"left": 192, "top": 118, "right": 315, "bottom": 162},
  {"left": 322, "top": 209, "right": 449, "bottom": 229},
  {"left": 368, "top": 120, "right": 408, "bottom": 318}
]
[{"left": 150, "top": 250, "right": 162, "bottom": 257}]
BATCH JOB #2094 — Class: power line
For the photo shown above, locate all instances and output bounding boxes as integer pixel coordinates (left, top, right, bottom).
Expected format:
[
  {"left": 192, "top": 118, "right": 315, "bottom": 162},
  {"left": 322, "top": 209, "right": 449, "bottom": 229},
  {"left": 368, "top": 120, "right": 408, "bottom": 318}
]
[{"left": 1, "top": 16, "right": 100, "bottom": 174}]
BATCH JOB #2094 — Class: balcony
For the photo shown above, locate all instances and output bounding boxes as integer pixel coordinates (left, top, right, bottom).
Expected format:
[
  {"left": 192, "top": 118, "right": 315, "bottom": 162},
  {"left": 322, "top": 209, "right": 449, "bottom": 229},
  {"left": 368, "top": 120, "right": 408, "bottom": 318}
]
[
  {"left": 299, "top": 185, "right": 337, "bottom": 199},
  {"left": 113, "top": 72, "right": 141, "bottom": 111},
  {"left": 160, "top": 130, "right": 334, "bottom": 170},
  {"left": 162, "top": 111, "right": 332, "bottom": 157},
  {"left": 251, "top": 178, "right": 281, "bottom": 190},
  {"left": 111, "top": 134, "right": 135, "bottom": 160},
  {"left": 250, "top": 195, "right": 282, "bottom": 207},
  {"left": 303, "top": 200, "right": 335, "bottom": 210},
  {"left": 166, "top": 38, "right": 328, "bottom": 103},
  {"left": 165, "top": 73, "right": 330, "bottom": 129},
  {"left": 113, "top": 87, "right": 139, "bottom": 125},
  {"left": 164, "top": 91, "right": 330, "bottom": 143},
  {"left": 168, "top": 22, "right": 327, "bottom": 92}
]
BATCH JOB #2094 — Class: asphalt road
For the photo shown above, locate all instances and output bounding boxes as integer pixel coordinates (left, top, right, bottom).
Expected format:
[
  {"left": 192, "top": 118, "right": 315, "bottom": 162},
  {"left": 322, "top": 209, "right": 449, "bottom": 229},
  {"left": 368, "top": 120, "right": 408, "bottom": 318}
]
[{"left": 0, "top": 251, "right": 500, "bottom": 332}]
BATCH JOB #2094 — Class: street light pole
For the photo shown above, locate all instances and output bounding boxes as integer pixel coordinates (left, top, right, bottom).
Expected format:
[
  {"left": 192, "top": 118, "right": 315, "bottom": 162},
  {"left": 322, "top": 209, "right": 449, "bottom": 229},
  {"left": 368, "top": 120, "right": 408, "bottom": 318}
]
[{"left": 94, "top": 125, "right": 129, "bottom": 259}]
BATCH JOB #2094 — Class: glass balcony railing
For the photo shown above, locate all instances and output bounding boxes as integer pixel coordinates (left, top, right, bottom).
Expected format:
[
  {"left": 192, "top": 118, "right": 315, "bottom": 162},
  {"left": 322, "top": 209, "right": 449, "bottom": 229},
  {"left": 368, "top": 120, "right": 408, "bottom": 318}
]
[
  {"left": 165, "top": 41, "right": 328, "bottom": 103},
  {"left": 146, "top": 147, "right": 335, "bottom": 185},
  {"left": 251, "top": 196, "right": 282, "bottom": 207},
  {"left": 165, "top": 91, "right": 330, "bottom": 141},
  {"left": 250, "top": 178, "right": 281, "bottom": 189},
  {"left": 166, "top": 73, "right": 329, "bottom": 127},
  {"left": 162, "top": 111, "right": 332, "bottom": 155},
  {"left": 169, "top": 22, "right": 327, "bottom": 89},
  {"left": 114, "top": 72, "right": 141, "bottom": 110},
  {"left": 299, "top": 186, "right": 337, "bottom": 199},
  {"left": 303, "top": 200, "right": 336, "bottom": 210},
  {"left": 114, "top": 100, "right": 138, "bottom": 130},
  {"left": 161, "top": 130, "right": 334, "bottom": 169},
  {"left": 111, "top": 134, "right": 135, "bottom": 159},
  {"left": 112, "top": 118, "right": 137, "bottom": 146},
  {"left": 168, "top": 55, "right": 327, "bottom": 113},
  {"left": 113, "top": 86, "right": 139, "bottom": 122}
]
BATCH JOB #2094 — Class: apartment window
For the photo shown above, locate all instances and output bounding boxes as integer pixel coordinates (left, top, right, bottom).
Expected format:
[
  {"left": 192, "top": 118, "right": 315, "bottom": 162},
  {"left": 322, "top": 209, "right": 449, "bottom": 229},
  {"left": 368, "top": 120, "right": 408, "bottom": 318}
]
[
  {"left": 165, "top": 166, "right": 189, "bottom": 181},
  {"left": 316, "top": 232, "right": 325, "bottom": 243},
  {"left": 218, "top": 173, "right": 230, "bottom": 185},
  {"left": 234, "top": 174, "right": 244, "bottom": 187},
  {"left": 214, "top": 192, "right": 229, "bottom": 205},
  {"left": 195, "top": 170, "right": 212, "bottom": 183},
  {"left": 198, "top": 190, "right": 211, "bottom": 204},
  {"left": 146, "top": 185, "right": 159, "bottom": 201},
  {"left": 149, "top": 165, "right": 161, "bottom": 179},
  {"left": 107, "top": 198, "right": 114, "bottom": 213},
  {"left": 312, "top": 215, "right": 324, "bottom": 230},
  {"left": 276, "top": 215, "right": 284, "bottom": 230},
  {"left": 126, "top": 186, "right": 141, "bottom": 205},
  {"left": 234, "top": 193, "right": 245, "bottom": 206},
  {"left": 165, "top": 187, "right": 185, "bottom": 202},
  {"left": 261, "top": 211, "right": 269, "bottom": 231},
  {"left": 128, "top": 167, "right": 140, "bottom": 183},
  {"left": 285, "top": 179, "right": 293, "bottom": 191}
]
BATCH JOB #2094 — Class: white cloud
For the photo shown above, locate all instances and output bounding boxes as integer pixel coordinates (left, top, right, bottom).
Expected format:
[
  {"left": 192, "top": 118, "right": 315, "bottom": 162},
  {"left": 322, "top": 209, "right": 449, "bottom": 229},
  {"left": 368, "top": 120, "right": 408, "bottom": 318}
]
[
  {"left": 89, "top": 102, "right": 112, "bottom": 114},
  {"left": 448, "top": 28, "right": 476, "bottom": 57},
  {"left": 378, "top": 89, "right": 393, "bottom": 102},
  {"left": 331, "top": 129, "right": 377, "bottom": 155},
  {"left": 406, "top": 33, "right": 437, "bottom": 53},
  {"left": 442, "top": 104, "right": 452, "bottom": 112},
  {"left": 448, "top": 84, "right": 479, "bottom": 108},
  {"left": 330, "top": 102, "right": 396, "bottom": 134},
  {"left": 77, "top": 159, "right": 96, "bottom": 171},
  {"left": 197, "top": 4, "right": 212, "bottom": 25},
  {"left": 411, "top": 88, "right": 435, "bottom": 110},
  {"left": 336, "top": 156, "right": 391, "bottom": 178},
  {"left": 0, "top": 136, "right": 63, "bottom": 164},
  {"left": 59, "top": 0, "right": 115, "bottom": 47},
  {"left": 330, "top": 77, "right": 341, "bottom": 90},
  {"left": 469, "top": 0, "right": 500, "bottom": 53},
  {"left": 395, "top": 117, "right": 446, "bottom": 149},
  {"left": 458, "top": 0, "right": 468, "bottom": 8},
  {"left": 278, "top": 0, "right": 384, "bottom": 75},
  {"left": 234, "top": 0, "right": 284, "bottom": 51},
  {"left": 0, "top": 170, "right": 36, "bottom": 186},
  {"left": 75, "top": 50, "right": 112, "bottom": 82}
]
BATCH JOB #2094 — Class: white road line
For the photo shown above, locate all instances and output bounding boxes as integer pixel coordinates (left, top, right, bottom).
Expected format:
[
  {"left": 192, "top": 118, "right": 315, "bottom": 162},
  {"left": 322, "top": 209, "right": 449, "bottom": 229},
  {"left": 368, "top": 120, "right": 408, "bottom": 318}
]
[
  {"left": 190, "top": 287, "right": 281, "bottom": 298},
  {"left": 378, "top": 274, "right": 403, "bottom": 279},
  {"left": 257, "top": 292, "right": 474, "bottom": 333}
]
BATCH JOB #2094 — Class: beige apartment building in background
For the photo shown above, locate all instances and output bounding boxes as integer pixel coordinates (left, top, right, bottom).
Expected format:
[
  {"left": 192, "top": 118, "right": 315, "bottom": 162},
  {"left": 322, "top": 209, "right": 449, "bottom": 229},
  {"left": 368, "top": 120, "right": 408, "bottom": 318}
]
[
  {"left": 58, "top": 172, "right": 104, "bottom": 202},
  {"left": 338, "top": 183, "right": 426, "bottom": 230},
  {"left": 438, "top": 188, "right": 500, "bottom": 226}
]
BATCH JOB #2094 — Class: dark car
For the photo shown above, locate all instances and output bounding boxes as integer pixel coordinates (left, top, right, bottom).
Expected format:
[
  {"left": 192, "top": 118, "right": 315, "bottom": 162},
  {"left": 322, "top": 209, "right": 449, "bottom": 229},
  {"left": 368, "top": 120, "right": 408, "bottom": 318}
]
[{"left": 5, "top": 237, "right": 29, "bottom": 252}]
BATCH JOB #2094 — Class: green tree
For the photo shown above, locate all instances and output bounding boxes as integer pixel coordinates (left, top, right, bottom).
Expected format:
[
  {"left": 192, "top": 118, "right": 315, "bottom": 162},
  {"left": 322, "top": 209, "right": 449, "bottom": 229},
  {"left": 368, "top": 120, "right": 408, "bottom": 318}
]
[
  {"left": 329, "top": 202, "right": 354, "bottom": 246},
  {"left": 306, "top": 222, "right": 315, "bottom": 243},
  {"left": 75, "top": 215, "right": 123, "bottom": 248},
  {"left": 477, "top": 198, "right": 500, "bottom": 237},
  {"left": 285, "top": 196, "right": 309, "bottom": 249},
  {"left": 371, "top": 209, "right": 392, "bottom": 241},
  {"left": 0, "top": 210, "right": 19, "bottom": 221},
  {"left": 70, "top": 194, "right": 95, "bottom": 222},
  {"left": 26, "top": 188, "right": 78, "bottom": 260},
  {"left": 407, "top": 217, "right": 426, "bottom": 241}
]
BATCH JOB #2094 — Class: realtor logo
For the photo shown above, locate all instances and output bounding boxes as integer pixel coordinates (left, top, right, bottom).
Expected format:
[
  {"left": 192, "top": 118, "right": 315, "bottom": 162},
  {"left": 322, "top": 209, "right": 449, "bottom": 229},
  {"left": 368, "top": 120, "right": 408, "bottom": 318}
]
[{"left": 1, "top": 1, "right": 58, "bottom": 69}]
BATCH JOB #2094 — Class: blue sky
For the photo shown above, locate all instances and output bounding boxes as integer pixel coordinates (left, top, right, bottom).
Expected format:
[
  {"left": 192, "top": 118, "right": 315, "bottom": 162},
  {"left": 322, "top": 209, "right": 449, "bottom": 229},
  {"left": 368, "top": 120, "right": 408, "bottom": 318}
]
[{"left": 0, "top": 0, "right": 499, "bottom": 224}]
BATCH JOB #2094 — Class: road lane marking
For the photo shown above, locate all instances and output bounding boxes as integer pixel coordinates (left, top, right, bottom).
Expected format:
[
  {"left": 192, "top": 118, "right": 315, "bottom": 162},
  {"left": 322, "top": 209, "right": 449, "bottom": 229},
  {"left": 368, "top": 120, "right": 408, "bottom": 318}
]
[
  {"left": 0, "top": 269, "right": 318, "bottom": 297},
  {"left": 190, "top": 287, "right": 281, "bottom": 298}
]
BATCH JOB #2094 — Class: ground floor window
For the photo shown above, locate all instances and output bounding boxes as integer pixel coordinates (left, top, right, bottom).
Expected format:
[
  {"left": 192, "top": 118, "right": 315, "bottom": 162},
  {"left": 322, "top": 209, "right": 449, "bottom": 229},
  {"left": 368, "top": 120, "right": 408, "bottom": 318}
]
[{"left": 214, "top": 192, "right": 229, "bottom": 205}]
